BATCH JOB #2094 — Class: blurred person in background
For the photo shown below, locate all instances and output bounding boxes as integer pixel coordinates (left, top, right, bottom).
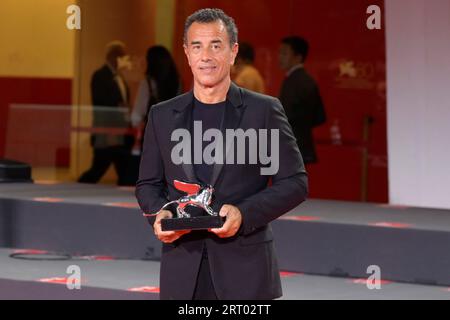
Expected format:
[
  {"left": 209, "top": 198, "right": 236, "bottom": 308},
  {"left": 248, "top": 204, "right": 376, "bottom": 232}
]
[
  {"left": 127, "top": 45, "right": 182, "bottom": 183},
  {"left": 232, "top": 42, "right": 265, "bottom": 93},
  {"left": 131, "top": 45, "right": 181, "bottom": 131},
  {"left": 279, "top": 36, "right": 326, "bottom": 164},
  {"left": 78, "top": 40, "right": 133, "bottom": 185}
]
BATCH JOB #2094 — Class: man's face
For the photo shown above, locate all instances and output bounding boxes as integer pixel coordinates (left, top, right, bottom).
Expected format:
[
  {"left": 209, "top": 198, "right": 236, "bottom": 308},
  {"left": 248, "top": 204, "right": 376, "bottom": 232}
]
[
  {"left": 184, "top": 21, "right": 238, "bottom": 88},
  {"left": 108, "top": 47, "right": 127, "bottom": 69},
  {"left": 279, "top": 43, "right": 295, "bottom": 71}
]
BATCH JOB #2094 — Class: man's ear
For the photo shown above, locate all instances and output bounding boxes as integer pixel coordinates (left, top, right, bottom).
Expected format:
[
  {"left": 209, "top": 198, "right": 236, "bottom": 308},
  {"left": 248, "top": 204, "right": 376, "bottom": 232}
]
[
  {"left": 183, "top": 44, "right": 191, "bottom": 66},
  {"left": 230, "top": 42, "right": 239, "bottom": 66}
]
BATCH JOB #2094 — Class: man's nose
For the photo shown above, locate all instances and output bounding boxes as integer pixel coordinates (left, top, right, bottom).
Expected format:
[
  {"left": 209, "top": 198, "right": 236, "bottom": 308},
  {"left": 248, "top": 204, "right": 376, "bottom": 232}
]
[{"left": 200, "top": 48, "right": 212, "bottom": 62}]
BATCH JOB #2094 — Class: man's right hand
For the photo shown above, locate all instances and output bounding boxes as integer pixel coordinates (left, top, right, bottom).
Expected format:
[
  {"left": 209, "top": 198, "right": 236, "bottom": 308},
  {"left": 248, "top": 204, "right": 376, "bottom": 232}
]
[{"left": 153, "top": 210, "right": 191, "bottom": 243}]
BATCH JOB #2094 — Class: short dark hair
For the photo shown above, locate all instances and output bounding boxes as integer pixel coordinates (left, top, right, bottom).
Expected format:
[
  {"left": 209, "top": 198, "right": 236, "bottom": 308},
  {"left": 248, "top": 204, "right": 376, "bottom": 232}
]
[
  {"left": 184, "top": 8, "right": 238, "bottom": 46},
  {"left": 282, "top": 36, "right": 309, "bottom": 62},
  {"left": 237, "top": 42, "right": 255, "bottom": 63}
]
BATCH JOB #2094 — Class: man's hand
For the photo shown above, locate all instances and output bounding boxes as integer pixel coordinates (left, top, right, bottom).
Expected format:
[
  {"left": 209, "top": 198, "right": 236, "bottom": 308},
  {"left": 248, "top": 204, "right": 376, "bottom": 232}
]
[
  {"left": 153, "top": 210, "right": 191, "bottom": 243},
  {"left": 209, "top": 204, "right": 242, "bottom": 238}
]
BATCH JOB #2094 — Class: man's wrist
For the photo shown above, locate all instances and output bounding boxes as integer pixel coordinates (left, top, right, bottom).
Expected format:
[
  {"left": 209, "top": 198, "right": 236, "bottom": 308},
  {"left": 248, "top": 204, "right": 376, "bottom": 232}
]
[{"left": 234, "top": 204, "right": 247, "bottom": 235}]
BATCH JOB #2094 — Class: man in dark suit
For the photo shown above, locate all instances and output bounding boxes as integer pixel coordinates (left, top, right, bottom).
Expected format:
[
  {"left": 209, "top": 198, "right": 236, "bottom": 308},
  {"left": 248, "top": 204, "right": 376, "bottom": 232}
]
[
  {"left": 78, "top": 41, "right": 133, "bottom": 185},
  {"left": 136, "top": 9, "right": 308, "bottom": 300},
  {"left": 279, "top": 36, "right": 326, "bottom": 164}
]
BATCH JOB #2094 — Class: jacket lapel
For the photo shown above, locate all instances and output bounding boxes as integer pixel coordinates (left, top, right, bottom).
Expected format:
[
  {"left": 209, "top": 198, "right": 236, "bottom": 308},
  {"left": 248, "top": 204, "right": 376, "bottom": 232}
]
[
  {"left": 210, "top": 83, "right": 246, "bottom": 187},
  {"left": 171, "top": 91, "right": 197, "bottom": 183}
]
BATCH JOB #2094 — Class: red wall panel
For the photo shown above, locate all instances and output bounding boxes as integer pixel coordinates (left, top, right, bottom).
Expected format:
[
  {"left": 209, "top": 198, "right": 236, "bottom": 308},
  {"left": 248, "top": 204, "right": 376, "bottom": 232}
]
[{"left": 176, "top": 0, "right": 387, "bottom": 202}]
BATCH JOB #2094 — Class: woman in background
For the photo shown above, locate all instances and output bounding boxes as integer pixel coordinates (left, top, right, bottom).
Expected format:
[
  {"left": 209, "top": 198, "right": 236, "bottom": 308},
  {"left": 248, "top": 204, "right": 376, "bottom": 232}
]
[
  {"left": 131, "top": 45, "right": 181, "bottom": 129},
  {"left": 131, "top": 46, "right": 181, "bottom": 154},
  {"left": 232, "top": 42, "right": 265, "bottom": 94}
]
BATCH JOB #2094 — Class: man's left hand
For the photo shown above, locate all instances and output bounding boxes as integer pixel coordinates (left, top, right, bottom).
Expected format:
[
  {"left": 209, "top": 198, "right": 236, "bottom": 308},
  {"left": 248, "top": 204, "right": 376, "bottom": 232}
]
[{"left": 209, "top": 204, "right": 242, "bottom": 238}]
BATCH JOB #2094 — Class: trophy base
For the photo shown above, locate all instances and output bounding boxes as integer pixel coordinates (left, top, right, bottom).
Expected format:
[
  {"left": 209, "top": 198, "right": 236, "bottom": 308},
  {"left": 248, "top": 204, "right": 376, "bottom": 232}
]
[{"left": 161, "top": 215, "right": 225, "bottom": 231}]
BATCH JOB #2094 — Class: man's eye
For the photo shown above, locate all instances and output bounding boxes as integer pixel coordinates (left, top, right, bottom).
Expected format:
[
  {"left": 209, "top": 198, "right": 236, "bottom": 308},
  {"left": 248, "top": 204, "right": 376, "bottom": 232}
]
[{"left": 213, "top": 45, "right": 221, "bottom": 50}]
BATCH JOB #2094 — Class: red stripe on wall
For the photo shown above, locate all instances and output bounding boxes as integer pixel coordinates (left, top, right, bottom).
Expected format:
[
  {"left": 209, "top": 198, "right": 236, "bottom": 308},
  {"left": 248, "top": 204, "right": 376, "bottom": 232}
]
[{"left": 0, "top": 77, "right": 72, "bottom": 164}]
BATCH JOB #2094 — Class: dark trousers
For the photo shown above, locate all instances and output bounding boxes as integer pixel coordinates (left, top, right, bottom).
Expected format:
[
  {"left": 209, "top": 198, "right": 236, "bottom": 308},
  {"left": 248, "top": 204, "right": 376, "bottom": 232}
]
[
  {"left": 192, "top": 247, "right": 218, "bottom": 300},
  {"left": 78, "top": 146, "right": 131, "bottom": 186}
]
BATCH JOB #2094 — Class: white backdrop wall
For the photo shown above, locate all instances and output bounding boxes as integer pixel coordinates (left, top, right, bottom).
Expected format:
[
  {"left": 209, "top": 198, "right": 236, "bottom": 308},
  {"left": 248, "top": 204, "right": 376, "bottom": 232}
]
[{"left": 385, "top": 0, "right": 450, "bottom": 209}]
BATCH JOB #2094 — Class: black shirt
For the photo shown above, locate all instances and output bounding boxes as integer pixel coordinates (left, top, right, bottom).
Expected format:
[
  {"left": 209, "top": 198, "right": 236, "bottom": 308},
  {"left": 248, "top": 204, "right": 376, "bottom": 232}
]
[
  {"left": 190, "top": 97, "right": 226, "bottom": 259},
  {"left": 191, "top": 97, "right": 226, "bottom": 185}
]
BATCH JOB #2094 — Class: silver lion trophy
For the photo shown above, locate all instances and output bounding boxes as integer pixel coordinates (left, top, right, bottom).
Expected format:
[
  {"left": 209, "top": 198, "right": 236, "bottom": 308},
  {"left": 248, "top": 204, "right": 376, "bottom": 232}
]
[{"left": 159, "top": 180, "right": 225, "bottom": 231}]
